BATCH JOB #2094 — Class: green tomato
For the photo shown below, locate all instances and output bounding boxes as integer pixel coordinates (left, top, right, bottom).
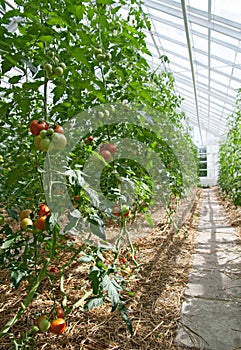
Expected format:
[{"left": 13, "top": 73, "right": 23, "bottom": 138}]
[
  {"left": 39, "top": 138, "right": 51, "bottom": 152},
  {"left": 54, "top": 66, "right": 64, "bottom": 77},
  {"left": 105, "top": 52, "right": 112, "bottom": 60},
  {"left": 44, "top": 63, "right": 52, "bottom": 72},
  {"left": 96, "top": 54, "right": 105, "bottom": 62},
  {"left": 47, "top": 51, "right": 55, "bottom": 58},
  {"left": 59, "top": 62, "right": 66, "bottom": 70},
  {"left": 53, "top": 57, "right": 59, "bottom": 65},
  {"left": 51, "top": 133, "right": 67, "bottom": 150},
  {"left": 39, "top": 129, "right": 47, "bottom": 138},
  {"left": 38, "top": 318, "right": 50, "bottom": 332},
  {"left": 46, "top": 128, "right": 54, "bottom": 136}
]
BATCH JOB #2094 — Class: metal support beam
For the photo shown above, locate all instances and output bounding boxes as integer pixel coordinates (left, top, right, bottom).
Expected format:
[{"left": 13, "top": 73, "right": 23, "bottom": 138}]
[{"left": 181, "top": 0, "right": 203, "bottom": 143}]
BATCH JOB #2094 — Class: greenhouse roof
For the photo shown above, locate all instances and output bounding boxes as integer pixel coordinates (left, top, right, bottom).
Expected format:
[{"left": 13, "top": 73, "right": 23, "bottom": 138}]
[{"left": 140, "top": 0, "right": 241, "bottom": 139}]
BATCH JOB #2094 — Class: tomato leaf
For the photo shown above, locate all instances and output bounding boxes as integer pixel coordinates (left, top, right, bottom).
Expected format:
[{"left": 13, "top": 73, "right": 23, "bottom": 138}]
[
  {"left": 119, "top": 304, "right": 133, "bottom": 335},
  {"left": 101, "top": 274, "right": 120, "bottom": 309},
  {"left": 78, "top": 255, "right": 93, "bottom": 263},
  {"left": 90, "top": 222, "right": 106, "bottom": 240},
  {"left": 83, "top": 296, "right": 104, "bottom": 311},
  {"left": 6, "top": 208, "right": 18, "bottom": 221},
  {"left": 1, "top": 237, "right": 16, "bottom": 249},
  {"left": 88, "top": 266, "right": 101, "bottom": 295}
]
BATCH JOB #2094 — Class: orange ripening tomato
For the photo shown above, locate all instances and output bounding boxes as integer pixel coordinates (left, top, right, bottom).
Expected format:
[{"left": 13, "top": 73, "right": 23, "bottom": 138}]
[
  {"left": 34, "top": 215, "right": 47, "bottom": 231},
  {"left": 39, "top": 204, "right": 50, "bottom": 217},
  {"left": 50, "top": 318, "right": 66, "bottom": 335},
  {"left": 56, "top": 307, "right": 64, "bottom": 319}
]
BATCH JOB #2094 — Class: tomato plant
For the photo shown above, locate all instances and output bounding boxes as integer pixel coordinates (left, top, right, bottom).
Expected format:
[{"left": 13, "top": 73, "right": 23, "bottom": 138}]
[{"left": 218, "top": 91, "right": 241, "bottom": 205}]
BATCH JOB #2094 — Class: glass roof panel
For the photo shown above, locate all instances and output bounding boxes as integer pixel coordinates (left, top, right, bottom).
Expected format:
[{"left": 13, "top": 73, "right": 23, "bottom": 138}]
[
  {"left": 212, "top": 0, "right": 241, "bottom": 22},
  {"left": 142, "top": 0, "right": 240, "bottom": 138}
]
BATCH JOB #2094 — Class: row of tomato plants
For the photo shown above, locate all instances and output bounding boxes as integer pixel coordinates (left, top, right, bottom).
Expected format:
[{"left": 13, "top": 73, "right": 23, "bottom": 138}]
[
  {"left": 218, "top": 91, "right": 241, "bottom": 205},
  {"left": 0, "top": 0, "right": 198, "bottom": 347}
]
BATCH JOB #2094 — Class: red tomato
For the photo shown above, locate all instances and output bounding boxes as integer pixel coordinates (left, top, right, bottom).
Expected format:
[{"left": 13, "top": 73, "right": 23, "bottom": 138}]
[
  {"left": 30, "top": 120, "right": 48, "bottom": 136},
  {"left": 34, "top": 215, "right": 47, "bottom": 231},
  {"left": 49, "top": 267, "right": 59, "bottom": 273},
  {"left": 100, "top": 149, "right": 112, "bottom": 162},
  {"left": 56, "top": 307, "right": 64, "bottom": 319},
  {"left": 84, "top": 136, "right": 94, "bottom": 144},
  {"left": 50, "top": 318, "right": 66, "bottom": 335},
  {"left": 54, "top": 125, "right": 64, "bottom": 134},
  {"left": 100, "top": 143, "right": 117, "bottom": 155},
  {"left": 39, "top": 204, "right": 50, "bottom": 217}
]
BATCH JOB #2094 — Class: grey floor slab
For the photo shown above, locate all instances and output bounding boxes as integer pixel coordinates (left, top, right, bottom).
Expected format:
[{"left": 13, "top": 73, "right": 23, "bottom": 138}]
[{"left": 175, "top": 189, "right": 241, "bottom": 349}]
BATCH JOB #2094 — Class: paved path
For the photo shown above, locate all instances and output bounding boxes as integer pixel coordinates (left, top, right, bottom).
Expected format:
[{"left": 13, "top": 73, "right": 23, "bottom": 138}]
[{"left": 175, "top": 188, "right": 241, "bottom": 350}]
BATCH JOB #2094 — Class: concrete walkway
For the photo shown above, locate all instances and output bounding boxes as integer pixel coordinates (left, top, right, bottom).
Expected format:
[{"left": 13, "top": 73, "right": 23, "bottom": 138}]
[{"left": 175, "top": 188, "right": 241, "bottom": 350}]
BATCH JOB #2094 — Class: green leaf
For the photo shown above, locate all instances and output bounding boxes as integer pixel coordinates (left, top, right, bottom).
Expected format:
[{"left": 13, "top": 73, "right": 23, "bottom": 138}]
[
  {"left": 1, "top": 237, "right": 16, "bottom": 249},
  {"left": 0, "top": 0, "right": 6, "bottom": 11},
  {"left": 72, "top": 47, "right": 90, "bottom": 67},
  {"left": 88, "top": 266, "right": 101, "bottom": 295},
  {"left": 2, "top": 58, "right": 13, "bottom": 74},
  {"left": 6, "top": 208, "right": 18, "bottom": 221},
  {"left": 83, "top": 296, "right": 104, "bottom": 311},
  {"left": 90, "top": 222, "right": 106, "bottom": 240},
  {"left": 111, "top": 5, "right": 121, "bottom": 14},
  {"left": 10, "top": 269, "right": 28, "bottom": 289},
  {"left": 101, "top": 274, "right": 120, "bottom": 309},
  {"left": 8, "top": 75, "right": 23, "bottom": 84},
  {"left": 75, "top": 5, "right": 85, "bottom": 21},
  {"left": 39, "top": 35, "right": 53, "bottom": 42},
  {"left": 78, "top": 255, "right": 93, "bottom": 263},
  {"left": 120, "top": 307, "right": 133, "bottom": 335},
  {"left": 47, "top": 15, "right": 66, "bottom": 27},
  {"left": 53, "top": 84, "right": 65, "bottom": 104},
  {"left": 22, "top": 81, "right": 44, "bottom": 90}
]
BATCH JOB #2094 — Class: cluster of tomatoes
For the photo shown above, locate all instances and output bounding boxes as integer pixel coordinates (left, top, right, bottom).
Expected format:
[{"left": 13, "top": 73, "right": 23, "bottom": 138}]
[
  {"left": 44, "top": 51, "right": 66, "bottom": 79},
  {"left": 99, "top": 142, "right": 117, "bottom": 162},
  {"left": 34, "top": 204, "right": 50, "bottom": 231},
  {"left": 94, "top": 47, "right": 112, "bottom": 63},
  {"left": 36, "top": 306, "right": 66, "bottom": 335},
  {"left": 19, "top": 204, "right": 50, "bottom": 231},
  {"left": 30, "top": 119, "right": 67, "bottom": 152}
]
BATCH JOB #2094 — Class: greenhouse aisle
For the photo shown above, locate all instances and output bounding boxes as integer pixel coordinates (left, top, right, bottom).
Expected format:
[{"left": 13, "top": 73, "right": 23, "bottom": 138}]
[{"left": 175, "top": 188, "right": 241, "bottom": 350}]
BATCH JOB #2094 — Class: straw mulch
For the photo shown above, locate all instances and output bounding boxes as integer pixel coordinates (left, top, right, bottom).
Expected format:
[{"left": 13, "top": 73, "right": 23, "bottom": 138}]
[
  {"left": 216, "top": 187, "right": 241, "bottom": 238},
  {"left": 0, "top": 190, "right": 202, "bottom": 350}
]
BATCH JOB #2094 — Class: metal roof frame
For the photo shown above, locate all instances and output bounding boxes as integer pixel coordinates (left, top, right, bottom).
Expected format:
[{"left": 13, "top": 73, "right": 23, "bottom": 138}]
[{"left": 142, "top": 0, "right": 241, "bottom": 138}]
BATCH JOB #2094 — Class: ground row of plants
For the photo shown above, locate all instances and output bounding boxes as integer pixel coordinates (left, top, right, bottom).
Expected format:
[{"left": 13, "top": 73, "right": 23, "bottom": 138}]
[
  {"left": 0, "top": 0, "right": 198, "bottom": 348},
  {"left": 218, "top": 90, "right": 241, "bottom": 205}
]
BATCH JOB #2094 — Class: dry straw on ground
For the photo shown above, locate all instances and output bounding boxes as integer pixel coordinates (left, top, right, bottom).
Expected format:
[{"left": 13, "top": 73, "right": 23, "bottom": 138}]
[{"left": 0, "top": 190, "right": 203, "bottom": 350}]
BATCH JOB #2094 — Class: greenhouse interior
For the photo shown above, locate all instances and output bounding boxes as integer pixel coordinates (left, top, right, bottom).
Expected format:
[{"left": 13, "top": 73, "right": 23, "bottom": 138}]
[{"left": 0, "top": 1, "right": 241, "bottom": 349}]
